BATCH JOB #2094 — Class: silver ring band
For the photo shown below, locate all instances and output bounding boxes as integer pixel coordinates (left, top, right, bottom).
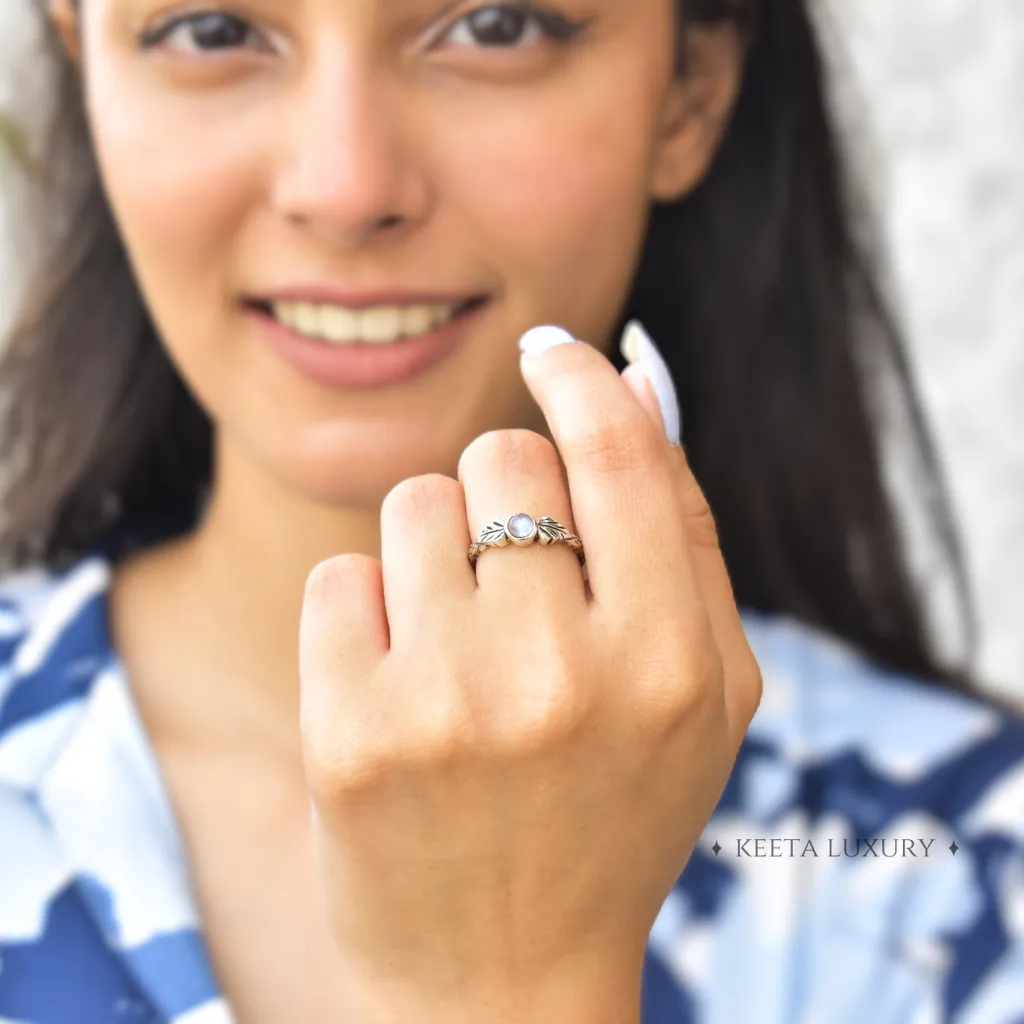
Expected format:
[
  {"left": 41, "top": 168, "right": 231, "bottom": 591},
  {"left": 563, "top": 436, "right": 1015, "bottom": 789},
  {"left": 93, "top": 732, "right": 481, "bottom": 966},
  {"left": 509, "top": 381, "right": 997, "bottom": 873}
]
[{"left": 468, "top": 513, "right": 585, "bottom": 569}]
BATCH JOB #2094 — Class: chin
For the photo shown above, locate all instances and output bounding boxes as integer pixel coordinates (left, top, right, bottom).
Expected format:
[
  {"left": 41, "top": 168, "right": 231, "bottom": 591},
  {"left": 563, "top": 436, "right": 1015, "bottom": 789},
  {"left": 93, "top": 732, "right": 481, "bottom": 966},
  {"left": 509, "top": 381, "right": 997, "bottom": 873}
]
[{"left": 271, "top": 425, "right": 462, "bottom": 510}]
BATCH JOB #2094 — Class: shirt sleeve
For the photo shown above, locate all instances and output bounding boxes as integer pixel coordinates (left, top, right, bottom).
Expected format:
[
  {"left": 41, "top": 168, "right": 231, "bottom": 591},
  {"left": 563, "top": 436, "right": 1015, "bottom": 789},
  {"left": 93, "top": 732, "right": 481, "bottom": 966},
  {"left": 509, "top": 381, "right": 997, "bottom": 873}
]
[{"left": 943, "top": 728, "right": 1024, "bottom": 1023}]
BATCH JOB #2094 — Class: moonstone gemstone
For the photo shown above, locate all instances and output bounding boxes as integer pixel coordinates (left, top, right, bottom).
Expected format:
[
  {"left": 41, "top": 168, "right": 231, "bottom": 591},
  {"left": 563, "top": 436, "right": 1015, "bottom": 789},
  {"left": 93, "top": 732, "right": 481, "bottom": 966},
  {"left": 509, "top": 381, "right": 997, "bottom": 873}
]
[{"left": 507, "top": 514, "right": 536, "bottom": 540}]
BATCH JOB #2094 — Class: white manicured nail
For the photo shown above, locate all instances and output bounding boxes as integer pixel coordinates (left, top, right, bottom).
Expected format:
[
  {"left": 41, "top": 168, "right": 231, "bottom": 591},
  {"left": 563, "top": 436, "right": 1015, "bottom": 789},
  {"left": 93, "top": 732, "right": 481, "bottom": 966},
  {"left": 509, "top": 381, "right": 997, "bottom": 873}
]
[
  {"left": 519, "top": 325, "right": 578, "bottom": 356},
  {"left": 620, "top": 320, "right": 682, "bottom": 446}
]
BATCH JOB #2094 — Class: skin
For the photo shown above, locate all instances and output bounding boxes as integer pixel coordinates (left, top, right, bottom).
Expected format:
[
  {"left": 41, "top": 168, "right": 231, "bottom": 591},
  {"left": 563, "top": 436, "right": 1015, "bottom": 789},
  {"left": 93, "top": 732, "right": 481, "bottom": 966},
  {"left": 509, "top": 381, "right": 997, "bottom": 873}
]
[{"left": 49, "top": 1, "right": 759, "bottom": 1021}]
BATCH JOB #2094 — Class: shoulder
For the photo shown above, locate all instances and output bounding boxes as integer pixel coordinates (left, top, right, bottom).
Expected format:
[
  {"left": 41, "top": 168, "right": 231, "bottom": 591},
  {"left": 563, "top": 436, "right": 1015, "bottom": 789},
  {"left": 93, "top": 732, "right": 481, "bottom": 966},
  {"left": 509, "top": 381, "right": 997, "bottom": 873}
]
[
  {"left": 722, "top": 610, "right": 1024, "bottom": 1021},
  {"left": 738, "top": 608, "right": 1023, "bottom": 804},
  {"left": 735, "top": 608, "right": 1023, "bottom": 855},
  {"left": 0, "top": 554, "right": 116, "bottom": 788}
]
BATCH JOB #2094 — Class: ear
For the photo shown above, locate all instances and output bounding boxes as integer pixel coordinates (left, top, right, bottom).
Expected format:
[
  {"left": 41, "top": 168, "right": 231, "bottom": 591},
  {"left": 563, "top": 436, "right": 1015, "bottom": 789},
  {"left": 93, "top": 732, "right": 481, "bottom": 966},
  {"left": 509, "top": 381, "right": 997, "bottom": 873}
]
[
  {"left": 49, "top": 0, "right": 83, "bottom": 65},
  {"left": 649, "top": 24, "right": 744, "bottom": 203}
]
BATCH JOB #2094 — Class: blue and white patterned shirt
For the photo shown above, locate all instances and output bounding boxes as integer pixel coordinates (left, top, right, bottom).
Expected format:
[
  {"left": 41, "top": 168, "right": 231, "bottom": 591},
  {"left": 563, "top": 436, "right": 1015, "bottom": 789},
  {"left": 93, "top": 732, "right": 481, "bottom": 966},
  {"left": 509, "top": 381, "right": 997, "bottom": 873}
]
[{"left": 1, "top": 551, "right": 1022, "bottom": 1024}]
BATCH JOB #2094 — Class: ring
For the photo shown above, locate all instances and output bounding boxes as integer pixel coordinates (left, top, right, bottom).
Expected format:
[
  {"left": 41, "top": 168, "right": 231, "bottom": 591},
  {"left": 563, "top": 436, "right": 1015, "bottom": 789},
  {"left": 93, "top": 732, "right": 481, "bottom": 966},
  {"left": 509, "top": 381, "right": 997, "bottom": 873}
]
[{"left": 468, "top": 513, "right": 586, "bottom": 569}]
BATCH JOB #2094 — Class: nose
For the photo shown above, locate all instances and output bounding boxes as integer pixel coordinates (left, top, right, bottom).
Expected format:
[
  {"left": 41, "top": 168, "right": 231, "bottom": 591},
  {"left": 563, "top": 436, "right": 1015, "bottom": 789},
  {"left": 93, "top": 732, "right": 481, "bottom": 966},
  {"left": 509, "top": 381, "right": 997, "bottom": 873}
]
[{"left": 271, "top": 50, "right": 433, "bottom": 250}]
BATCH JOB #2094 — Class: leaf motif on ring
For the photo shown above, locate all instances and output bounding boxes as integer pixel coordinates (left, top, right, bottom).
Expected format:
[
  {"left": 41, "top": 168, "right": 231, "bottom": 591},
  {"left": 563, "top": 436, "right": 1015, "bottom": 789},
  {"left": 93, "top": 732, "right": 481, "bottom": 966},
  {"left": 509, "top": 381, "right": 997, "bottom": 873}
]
[
  {"left": 476, "top": 520, "right": 510, "bottom": 548},
  {"left": 536, "top": 517, "right": 570, "bottom": 545}
]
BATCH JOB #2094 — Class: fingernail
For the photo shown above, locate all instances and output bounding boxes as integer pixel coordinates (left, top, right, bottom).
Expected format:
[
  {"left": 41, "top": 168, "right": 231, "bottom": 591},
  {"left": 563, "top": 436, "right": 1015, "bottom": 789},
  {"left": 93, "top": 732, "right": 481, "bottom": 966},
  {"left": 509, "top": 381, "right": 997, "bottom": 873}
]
[
  {"left": 519, "top": 325, "right": 578, "bottom": 356},
  {"left": 620, "top": 320, "right": 682, "bottom": 446}
]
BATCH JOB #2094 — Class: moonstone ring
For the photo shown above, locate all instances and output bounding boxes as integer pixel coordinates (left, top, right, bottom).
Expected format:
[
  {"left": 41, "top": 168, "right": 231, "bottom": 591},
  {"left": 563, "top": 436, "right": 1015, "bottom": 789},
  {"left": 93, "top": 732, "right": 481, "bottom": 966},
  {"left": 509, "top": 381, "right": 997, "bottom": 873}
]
[{"left": 468, "top": 514, "right": 585, "bottom": 569}]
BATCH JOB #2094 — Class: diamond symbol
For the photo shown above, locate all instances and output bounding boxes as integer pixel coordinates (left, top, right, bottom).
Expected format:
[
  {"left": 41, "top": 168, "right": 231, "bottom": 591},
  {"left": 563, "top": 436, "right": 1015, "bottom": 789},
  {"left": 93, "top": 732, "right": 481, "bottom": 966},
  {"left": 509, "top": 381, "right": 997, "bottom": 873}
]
[
  {"left": 949, "top": 841, "right": 959, "bottom": 855},
  {"left": 711, "top": 841, "right": 722, "bottom": 856}
]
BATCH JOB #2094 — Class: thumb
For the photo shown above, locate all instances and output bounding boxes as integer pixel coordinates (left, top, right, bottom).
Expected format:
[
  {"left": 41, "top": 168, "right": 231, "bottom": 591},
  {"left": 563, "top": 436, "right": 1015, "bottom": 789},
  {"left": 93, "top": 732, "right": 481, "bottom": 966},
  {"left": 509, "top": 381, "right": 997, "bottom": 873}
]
[
  {"left": 619, "top": 321, "right": 716, "bottom": 548},
  {"left": 620, "top": 322, "right": 762, "bottom": 745},
  {"left": 620, "top": 361, "right": 669, "bottom": 441},
  {"left": 618, "top": 321, "right": 682, "bottom": 448}
]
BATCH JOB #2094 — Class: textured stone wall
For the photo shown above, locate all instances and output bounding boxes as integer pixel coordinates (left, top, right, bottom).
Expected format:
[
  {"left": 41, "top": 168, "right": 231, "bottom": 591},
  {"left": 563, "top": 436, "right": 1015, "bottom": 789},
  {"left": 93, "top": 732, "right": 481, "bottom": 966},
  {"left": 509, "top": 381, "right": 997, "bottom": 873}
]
[
  {"left": 814, "top": 0, "right": 1023, "bottom": 702},
  {"left": 1, "top": 1, "right": 1021, "bottom": 701}
]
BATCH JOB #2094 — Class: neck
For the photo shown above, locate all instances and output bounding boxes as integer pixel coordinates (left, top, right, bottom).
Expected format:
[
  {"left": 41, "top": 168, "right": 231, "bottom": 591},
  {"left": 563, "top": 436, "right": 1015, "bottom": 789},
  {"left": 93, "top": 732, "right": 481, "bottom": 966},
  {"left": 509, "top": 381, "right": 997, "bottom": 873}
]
[{"left": 146, "top": 430, "right": 386, "bottom": 733}]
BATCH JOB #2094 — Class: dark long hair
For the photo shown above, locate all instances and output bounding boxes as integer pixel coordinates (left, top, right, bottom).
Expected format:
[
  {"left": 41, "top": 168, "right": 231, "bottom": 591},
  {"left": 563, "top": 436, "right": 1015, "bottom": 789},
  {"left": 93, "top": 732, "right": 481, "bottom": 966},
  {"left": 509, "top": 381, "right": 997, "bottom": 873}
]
[{"left": 0, "top": 0, "right": 977, "bottom": 691}]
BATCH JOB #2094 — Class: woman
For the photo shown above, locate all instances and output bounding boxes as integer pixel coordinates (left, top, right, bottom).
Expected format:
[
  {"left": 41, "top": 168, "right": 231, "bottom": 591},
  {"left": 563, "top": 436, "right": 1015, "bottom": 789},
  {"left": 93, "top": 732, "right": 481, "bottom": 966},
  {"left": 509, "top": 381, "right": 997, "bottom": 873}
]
[{"left": 0, "top": 0, "right": 1020, "bottom": 1021}]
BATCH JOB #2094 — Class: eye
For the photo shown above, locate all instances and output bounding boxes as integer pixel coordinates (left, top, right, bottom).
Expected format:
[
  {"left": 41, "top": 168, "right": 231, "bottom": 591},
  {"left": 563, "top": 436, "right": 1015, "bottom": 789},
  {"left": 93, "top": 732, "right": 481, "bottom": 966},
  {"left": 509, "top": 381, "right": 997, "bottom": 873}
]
[
  {"left": 138, "top": 11, "right": 268, "bottom": 54},
  {"left": 440, "top": 3, "right": 588, "bottom": 49}
]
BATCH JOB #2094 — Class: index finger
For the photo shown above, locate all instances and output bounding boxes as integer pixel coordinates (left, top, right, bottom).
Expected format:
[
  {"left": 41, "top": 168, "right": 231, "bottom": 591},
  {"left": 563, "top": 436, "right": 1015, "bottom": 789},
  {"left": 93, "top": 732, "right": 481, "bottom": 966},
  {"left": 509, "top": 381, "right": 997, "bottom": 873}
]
[{"left": 517, "top": 327, "right": 698, "bottom": 616}]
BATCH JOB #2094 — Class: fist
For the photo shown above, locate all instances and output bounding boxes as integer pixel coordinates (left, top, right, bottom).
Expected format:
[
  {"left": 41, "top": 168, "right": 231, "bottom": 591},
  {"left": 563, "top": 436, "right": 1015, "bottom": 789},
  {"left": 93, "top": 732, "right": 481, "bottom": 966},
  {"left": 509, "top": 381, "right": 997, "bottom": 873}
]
[{"left": 299, "top": 329, "right": 762, "bottom": 1023}]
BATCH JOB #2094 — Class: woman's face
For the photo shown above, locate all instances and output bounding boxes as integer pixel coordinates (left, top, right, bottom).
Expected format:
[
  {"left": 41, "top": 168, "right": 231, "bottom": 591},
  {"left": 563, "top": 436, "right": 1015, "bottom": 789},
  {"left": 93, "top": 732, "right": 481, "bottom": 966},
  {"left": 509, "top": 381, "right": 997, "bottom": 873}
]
[{"left": 57, "top": 0, "right": 739, "bottom": 509}]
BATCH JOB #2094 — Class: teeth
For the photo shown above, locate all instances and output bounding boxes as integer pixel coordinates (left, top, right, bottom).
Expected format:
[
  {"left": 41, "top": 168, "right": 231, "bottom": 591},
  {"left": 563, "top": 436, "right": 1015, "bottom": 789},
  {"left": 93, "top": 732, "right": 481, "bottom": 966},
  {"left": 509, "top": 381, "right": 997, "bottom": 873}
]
[
  {"left": 361, "top": 307, "right": 403, "bottom": 343},
  {"left": 321, "top": 305, "right": 358, "bottom": 342},
  {"left": 295, "top": 302, "right": 322, "bottom": 337},
  {"left": 402, "top": 304, "right": 435, "bottom": 336},
  {"left": 270, "top": 300, "right": 464, "bottom": 344}
]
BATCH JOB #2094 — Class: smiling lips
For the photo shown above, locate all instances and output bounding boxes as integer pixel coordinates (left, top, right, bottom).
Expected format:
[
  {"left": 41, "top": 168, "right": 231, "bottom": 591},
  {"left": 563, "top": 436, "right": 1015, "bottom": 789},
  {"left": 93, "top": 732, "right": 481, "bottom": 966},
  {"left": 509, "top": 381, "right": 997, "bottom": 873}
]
[
  {"left": 260, "top": 294, "right": 483, "bottom": 346},
  {"left": 269, "top": 299, "right": 471, "bottom": 345},
  {"left": 249, "top": 292, "right": 490, "bottom": 388}
]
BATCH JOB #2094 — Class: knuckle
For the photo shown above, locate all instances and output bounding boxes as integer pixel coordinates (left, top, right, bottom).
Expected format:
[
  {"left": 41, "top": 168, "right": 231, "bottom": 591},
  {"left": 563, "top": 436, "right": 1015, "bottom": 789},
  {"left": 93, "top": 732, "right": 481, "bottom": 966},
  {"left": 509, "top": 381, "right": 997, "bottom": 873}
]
[
  {"left": 302, "top": 721, "right": 389, "bottom": 799},
  {"left": 303, "top": 682, "right": 478, "bottom": 800},
  {"left": 563, "top": 410, "right": 662, "bottom": 476},
  {"left": 459, "top": 429, "right": 559, "bottom": 480},
  {"left": 739, "top": 651, "right": 765, "bottom": 725},
  {"left": 405, "top": 705, "right": 476, "bottom": 768},
  {"left": 682, "top": 481, "right": 722, "bottom": 551},
  {"left": 308, "top": 751, "right": 385, "bottom": 800},
  {"left": 648, "top": 663, "right": 711, "bottom": 729},
  {"left": 383, "top": 473, "right": 461, "bottom": 521},
  {"left": 396, "top": 671, "right": 478, "bottom": 764},
  {"left": 642, "top": 627, "right": 724, "bottom": 729},
  {"left": 492, "top": 674, "right": 592, "bottom": 757},
  {"left": 304, "top": 552, "right": 376, "bottom": 603}
]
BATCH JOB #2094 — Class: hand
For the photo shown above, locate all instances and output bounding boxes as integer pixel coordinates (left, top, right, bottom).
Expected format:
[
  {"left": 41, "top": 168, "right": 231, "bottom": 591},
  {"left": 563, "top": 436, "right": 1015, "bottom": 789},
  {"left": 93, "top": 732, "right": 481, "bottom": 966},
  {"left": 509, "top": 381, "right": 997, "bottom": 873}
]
[{"left": 298, "top": 325, "right": 763, "bottom": 1023}]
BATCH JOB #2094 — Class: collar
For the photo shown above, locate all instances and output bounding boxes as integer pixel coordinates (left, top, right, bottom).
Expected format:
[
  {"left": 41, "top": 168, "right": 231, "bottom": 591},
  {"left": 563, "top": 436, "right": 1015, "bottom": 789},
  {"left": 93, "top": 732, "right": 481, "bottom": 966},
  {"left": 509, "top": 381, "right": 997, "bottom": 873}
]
[{"left": 0, "top": 555, "right": 230, "bottom": 1022}]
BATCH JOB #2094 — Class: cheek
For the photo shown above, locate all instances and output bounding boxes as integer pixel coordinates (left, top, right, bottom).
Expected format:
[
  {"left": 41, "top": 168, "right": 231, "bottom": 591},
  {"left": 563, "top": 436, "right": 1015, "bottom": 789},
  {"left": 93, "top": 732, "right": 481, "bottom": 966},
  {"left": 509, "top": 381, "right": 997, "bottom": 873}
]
[
  {"left": 433, "top": 74, "right": 664, "bottom": 331},
  {"left": 86, "top": 69, "right": 264, "bottom": 351}
]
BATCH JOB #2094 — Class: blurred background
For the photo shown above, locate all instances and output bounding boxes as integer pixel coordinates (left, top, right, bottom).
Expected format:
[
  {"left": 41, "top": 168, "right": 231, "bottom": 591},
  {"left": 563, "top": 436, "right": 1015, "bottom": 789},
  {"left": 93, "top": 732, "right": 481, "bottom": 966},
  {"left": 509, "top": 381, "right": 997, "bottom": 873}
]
[
  {"left": 0, "top": 0, "right": 1021, "bottom": 704},
  {"left": 814, "top": 0, "right": 1023, "bottom": 706}
]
